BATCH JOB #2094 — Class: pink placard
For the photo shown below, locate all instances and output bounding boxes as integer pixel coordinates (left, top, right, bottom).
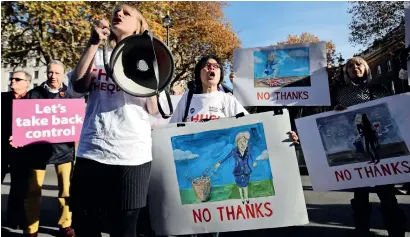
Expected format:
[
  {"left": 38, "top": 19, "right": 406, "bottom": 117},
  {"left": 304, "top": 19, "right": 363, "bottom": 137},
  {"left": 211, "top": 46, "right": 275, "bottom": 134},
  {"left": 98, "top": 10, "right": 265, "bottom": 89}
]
[{"left": 12, "top": 99, "right": 85, "bottom": 146}]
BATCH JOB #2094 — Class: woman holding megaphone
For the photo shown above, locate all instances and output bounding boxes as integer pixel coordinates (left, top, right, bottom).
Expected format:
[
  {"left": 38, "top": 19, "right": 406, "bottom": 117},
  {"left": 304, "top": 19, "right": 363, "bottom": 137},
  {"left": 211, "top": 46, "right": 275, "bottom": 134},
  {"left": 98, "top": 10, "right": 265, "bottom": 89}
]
[{"left": 68, "top": 4, "right": 156, "bottom": 237}]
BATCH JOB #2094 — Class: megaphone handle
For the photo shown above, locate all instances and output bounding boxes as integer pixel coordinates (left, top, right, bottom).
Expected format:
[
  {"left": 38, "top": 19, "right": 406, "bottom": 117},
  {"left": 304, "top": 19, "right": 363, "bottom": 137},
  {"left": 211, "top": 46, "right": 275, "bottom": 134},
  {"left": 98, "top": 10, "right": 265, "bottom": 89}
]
[{"left": 157, "top": 90, "right": 174, "bottom": 119}]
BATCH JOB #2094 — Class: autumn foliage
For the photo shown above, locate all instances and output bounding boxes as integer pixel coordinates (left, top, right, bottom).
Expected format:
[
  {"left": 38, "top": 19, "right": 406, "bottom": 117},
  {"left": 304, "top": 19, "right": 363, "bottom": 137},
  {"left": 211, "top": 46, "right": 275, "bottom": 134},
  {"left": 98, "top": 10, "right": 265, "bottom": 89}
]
[
  {"left": 277, "top": 32, "right": 337, "bottom": 67},
  {"left": 1, "top": 1, "right": 241, "bottom": 89}
]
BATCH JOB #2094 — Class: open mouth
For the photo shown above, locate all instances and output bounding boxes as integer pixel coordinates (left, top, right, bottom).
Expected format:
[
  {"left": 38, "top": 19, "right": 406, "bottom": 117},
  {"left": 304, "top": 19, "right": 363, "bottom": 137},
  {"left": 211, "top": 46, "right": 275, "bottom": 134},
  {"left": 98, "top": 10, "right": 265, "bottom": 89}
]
[
  {"left": 113, "top": 17, "right": 122, "bottom": 24},
  {"left": 209, "top": 72, "right": 215, "bottom": 79}
]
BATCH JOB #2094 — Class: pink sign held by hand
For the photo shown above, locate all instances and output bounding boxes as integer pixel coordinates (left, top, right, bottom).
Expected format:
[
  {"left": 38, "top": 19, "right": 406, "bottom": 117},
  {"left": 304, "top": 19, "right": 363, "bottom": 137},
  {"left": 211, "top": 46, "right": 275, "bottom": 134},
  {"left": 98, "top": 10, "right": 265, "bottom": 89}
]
[{"left": 12, "top": 99, "right": 85, "bottom": 146}]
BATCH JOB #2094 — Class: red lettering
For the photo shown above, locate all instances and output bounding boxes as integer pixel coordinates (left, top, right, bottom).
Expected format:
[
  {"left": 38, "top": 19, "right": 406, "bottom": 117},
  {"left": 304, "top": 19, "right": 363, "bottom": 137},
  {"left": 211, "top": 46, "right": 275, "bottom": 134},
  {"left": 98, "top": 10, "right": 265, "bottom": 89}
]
[
  {"left": 402, "top": 161, "right": 410, "bottom": 173},
  {"left": 354, "top": 167, "right": 363, "bottom": 179},
  {"left": 364, "top": 166, "right": 374, "bottom": 178},
  {"left": 335, "top": 169, "right": 351, "bottom": 181},
  {"left": 255, "top": 203, "right": 264, "bottom": 218},
  {"left": 98, "top": 69, "right": 107, "bottom": 81},
  {"left": 203, "top": 208, "right": 211, "bottom": 222},
  {"left": 216, "top": 206, "right": 224, "bottom": 221},
  {"left": 264, "top": 202, "right": 273, "bottom": 217},
  {"left": 374, "top": 165, "right": 383, "bottom": 177},
  {"left": 210, "top": 115, "right": 218, "bottom": 120},
  {"left": 274, "top": 92, "right": 280, "bottom": 100},
  {"left": 245, "top": 203, "right": 255, "bottom": 219},
  {"left": 236, "top": 205, "right": 246, "bottom": 220},
  {"left": 380, "top": 164, "right": 392, "bottom": 176},
  {"left": 264, "top": 92, "right": 270, "bottom": 100},
  {"left": 257, "top": 92, "right": 264, "bottom": 100},
  {"left": 292, "top": 91, "right": 298, "bottom": 99},
  {"left": 226, "top": 206, "right": 235, "bottom": 221},
  {"left": 193, "top": 209, "right": 202, "bottom": 223},
  {"left": 390, "top": 162, "right": 402, "bottom": 175},
  {"left": 191, "top": 114, "right": 200, "bottom": 122},
  {"left": 302, "top": 91, "right": 309, "bottom": 99},
  {"left": 192, "top": 208, "right": 211, "bottom": 223}
]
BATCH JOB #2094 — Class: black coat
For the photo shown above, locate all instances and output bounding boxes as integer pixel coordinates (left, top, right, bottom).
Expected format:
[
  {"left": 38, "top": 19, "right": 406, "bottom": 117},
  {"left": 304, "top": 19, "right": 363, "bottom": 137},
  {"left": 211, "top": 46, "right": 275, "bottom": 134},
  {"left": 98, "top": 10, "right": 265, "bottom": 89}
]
[{"left": 23, "top": 82, "right": 75, "bottom": 167}]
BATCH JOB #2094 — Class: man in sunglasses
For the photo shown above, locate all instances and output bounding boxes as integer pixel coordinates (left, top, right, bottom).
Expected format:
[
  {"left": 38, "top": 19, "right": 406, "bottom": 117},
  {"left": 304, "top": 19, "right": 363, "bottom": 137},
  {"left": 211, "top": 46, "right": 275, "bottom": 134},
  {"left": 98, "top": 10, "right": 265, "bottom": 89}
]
[{"left": 1, "top": 71, "right": 32, "bottom": 229}]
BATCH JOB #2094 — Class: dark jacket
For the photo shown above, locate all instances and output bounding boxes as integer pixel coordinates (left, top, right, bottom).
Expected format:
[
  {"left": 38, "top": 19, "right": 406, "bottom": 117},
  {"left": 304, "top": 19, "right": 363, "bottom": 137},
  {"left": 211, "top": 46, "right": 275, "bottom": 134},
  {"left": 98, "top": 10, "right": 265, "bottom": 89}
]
[
  {"left": 1, "top": 91, "right": 32, "bottom": 167},
  {"left": 24, "top": 82, "right": 75, "bottom": 167}
]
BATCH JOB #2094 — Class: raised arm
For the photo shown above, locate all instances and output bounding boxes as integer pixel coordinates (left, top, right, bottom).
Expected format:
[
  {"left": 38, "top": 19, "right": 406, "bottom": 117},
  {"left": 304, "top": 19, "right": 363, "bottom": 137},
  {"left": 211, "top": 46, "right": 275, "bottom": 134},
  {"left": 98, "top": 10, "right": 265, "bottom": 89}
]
[{"left": 71, "top": 20, "right": 110, "bottom": 93}]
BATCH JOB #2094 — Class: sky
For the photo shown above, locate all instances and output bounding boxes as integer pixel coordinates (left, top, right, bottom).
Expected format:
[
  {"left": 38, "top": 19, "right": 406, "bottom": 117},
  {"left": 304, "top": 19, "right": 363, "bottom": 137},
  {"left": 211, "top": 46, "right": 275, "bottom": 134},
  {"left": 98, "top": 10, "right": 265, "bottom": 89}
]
[{"left": 222, "top": 1, "right": 362, "bottom": 86}]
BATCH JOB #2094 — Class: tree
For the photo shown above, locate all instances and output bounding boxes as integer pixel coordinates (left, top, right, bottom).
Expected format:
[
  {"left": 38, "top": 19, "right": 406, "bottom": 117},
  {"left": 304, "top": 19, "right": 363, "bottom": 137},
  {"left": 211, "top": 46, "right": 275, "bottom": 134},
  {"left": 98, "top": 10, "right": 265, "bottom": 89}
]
[
  {"left": 276, "top": 32, "right": 337, "bottom": 67},
  {"left": 348, "top": 1, "right": 405, "bottom": 47},
  {"left": 1, "top": 1, "right": 241, "bottom": 91}
]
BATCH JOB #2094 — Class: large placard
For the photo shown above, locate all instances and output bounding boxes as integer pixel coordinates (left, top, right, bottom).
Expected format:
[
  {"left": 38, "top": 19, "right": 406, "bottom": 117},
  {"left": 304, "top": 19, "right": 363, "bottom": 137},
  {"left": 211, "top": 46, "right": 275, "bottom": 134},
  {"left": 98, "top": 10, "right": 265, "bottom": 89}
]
[
  {"left": 149, "top": 111, "right": 308, "bottom": 236},
  {"left": 295, "top": 93, "right": 410, "bottom": 191},
  {"left": 233, "top": 42, "right": 330, "bottom": 106}
]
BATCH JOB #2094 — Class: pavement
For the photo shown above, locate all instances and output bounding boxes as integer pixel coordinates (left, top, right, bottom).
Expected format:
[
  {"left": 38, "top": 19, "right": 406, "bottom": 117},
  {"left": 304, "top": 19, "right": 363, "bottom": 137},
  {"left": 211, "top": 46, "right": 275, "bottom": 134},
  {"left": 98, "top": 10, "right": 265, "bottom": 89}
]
[{"left": 2, "top": 166, "right": 410, "bottom": 237}]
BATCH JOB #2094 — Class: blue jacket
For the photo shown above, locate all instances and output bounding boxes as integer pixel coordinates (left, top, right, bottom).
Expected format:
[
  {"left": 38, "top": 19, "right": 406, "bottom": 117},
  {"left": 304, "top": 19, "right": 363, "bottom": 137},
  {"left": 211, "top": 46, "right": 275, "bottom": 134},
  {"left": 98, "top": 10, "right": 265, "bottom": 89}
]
[{"left": 219, "top": 147, "right": 253, "bottom": 176}]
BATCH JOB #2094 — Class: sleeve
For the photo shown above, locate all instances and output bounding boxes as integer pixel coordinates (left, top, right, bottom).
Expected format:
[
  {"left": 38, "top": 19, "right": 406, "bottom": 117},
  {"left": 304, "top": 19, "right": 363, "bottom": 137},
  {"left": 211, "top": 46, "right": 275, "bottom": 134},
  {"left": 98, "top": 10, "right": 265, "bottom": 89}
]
[
  {"left": 219, "top": 149, "right": 234, "bottom": 164},
  {"left": 65, "top": 70, "right": 87, "bottom": 98},
  {"left": 226, "top": 94, "right": 249, "bottom": 117},
  {"left": 169, "top": 92, "right": 188, "bottom": 123}
]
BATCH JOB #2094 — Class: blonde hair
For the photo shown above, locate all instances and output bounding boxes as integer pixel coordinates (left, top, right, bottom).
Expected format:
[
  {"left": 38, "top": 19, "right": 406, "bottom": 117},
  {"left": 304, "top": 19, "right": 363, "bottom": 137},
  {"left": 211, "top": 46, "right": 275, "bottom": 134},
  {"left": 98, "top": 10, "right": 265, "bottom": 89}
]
[
  {"left": 107, "top": 3, "right": 149, "bottom": 48},
  {"left": 343, "top": 57, "right": 372, "bottom": 84},
  {"left": 235, "top": 131, "right": 250, "bottom": 145}
]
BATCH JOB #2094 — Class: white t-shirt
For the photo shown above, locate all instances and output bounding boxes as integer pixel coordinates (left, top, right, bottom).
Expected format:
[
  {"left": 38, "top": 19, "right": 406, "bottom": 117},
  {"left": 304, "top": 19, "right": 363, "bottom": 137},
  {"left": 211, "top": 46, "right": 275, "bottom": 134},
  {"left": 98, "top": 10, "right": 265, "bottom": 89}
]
[
  {"left": 169, "top": 90, "right": 248, "bottom": 123},
  {"left": 67, "top": 49, "right": 152, "bottom": 166}
]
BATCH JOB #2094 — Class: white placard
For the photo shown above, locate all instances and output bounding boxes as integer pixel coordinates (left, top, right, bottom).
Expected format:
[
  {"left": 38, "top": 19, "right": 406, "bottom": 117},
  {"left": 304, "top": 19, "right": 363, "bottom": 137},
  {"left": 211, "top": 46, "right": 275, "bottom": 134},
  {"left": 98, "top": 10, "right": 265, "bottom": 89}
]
[
  {"left": 148, "top": 111, "right": 308, "bottom": 235},
  {"left": 233, "top": 42, "right": 330, "bottom": 106},
  {"left": 295, "top": 93, "right": 410, "bottom": 191},
  {"left": 405, "top": 2, "right": 410, "bottom": 86},
  {"left": 149, "top": 93, "right": 182, "bottom": 127}
]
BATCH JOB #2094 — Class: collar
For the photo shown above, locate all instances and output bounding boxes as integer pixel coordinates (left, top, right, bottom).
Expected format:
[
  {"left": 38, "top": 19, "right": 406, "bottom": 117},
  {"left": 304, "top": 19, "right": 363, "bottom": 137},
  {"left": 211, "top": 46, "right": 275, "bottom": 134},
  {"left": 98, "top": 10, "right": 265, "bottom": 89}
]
[{"left": 44, "top": 82, "right": 63, "bottom": 93}]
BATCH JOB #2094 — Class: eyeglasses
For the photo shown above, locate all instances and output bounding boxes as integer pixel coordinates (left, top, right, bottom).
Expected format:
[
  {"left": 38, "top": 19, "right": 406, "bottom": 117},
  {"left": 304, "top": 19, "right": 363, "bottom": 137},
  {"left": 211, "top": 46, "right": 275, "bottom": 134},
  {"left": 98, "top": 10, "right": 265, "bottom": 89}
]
[
  {"left": 10, "top": 78, "right": 27, "bottom": 82},
  {"left": 204, "top": 63, "right": 220, "bottom": 70}
]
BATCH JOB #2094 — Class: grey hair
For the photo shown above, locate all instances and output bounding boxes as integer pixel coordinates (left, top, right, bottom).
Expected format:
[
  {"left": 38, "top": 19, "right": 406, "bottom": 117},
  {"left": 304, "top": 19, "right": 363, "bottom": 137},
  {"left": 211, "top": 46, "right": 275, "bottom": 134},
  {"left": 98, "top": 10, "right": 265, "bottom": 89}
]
[
  {"left": 47, "top": 60, "right": 65, "bottom": 73},
  {"left": 235, "top": 131, "right": 250, "bottom": 145},
  {"left": 13, "top": 70, "right": 32, "bottom": 82}
]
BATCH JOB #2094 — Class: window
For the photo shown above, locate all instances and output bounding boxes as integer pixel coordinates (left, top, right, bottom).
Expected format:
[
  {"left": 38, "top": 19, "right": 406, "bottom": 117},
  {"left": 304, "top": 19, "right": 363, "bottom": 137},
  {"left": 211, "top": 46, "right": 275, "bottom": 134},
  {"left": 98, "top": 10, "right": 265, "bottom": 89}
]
[
  {"left": 33, "top": 83, "right": 38, "bottom": 87},
  {"left": 36, "top": 58, "right": 40, "bottom": 67},
  {"left": 377, "top": 65, "right": 382, "bottom": 75},
  {"left": 34, "top": 70, "right": 39, "bottom": 79},
  {"left": 387, "top": 60, "right": 392, "bottom": 72}
]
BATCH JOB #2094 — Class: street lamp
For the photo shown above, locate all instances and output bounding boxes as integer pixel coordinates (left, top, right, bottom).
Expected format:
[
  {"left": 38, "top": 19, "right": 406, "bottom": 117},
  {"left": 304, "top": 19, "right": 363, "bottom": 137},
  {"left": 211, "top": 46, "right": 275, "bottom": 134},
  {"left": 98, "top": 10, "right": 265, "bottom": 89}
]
[{"left": 162, "top": 11, "right": 173, "bottom": 46}]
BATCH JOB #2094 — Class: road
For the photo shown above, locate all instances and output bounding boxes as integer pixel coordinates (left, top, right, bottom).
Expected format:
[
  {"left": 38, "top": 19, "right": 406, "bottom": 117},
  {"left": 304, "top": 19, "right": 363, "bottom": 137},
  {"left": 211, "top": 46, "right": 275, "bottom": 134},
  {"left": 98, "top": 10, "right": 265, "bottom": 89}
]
[{"left": 2, "top": 166, "right": 410, "bottom": 237}]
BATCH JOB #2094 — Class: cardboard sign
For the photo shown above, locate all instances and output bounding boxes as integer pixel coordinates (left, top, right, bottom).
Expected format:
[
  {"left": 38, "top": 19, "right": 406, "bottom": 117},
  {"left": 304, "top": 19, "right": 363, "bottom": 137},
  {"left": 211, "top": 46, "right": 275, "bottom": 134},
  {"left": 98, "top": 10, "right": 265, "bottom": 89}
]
[
  {"left": 12, "top": 99, "right": 85, "bottom": 146},
  {"left": 149, "top": 111, "right": 308, "bottom": 235},
  {"left": 295, "top": 93, "right": 410, "bottom": 191},
  {"left": 233, "top": 42, "right": 330, "bottom": 106}
]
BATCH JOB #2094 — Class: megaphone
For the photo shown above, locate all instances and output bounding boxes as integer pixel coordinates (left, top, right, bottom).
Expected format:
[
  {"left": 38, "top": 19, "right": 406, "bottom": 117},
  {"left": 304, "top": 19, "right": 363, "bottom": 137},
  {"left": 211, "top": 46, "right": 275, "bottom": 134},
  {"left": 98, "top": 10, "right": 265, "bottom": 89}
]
[{"left": 103, "top": 30, "right": 174, "bottom": 118}]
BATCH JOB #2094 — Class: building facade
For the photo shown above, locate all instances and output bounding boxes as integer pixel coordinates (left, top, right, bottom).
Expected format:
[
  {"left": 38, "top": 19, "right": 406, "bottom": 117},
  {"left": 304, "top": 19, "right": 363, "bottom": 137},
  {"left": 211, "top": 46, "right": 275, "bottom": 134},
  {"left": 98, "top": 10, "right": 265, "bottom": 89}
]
[{"left": 1, "top": 57, "right": 69, "bottom": 92}]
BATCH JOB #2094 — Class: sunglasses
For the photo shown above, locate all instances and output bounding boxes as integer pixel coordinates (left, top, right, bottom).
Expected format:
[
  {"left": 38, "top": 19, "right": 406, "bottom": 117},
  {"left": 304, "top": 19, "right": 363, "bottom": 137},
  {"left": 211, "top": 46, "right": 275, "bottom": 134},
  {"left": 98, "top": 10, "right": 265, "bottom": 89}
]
[
  {"left": 10, "top": 78, "right": 26, "bottom": 82},
  {"left": 204, "top": 63, "right": 220, "bottom": 69}
]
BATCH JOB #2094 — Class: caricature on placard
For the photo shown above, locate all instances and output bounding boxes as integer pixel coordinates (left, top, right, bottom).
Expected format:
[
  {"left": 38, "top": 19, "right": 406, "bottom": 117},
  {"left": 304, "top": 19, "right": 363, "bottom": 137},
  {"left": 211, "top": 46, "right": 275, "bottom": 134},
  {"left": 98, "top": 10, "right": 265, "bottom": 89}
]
[
  {"left": 316, "top": 103, "right": 409, "bottom": 167},
  {"left": 171, "top": 123, "right": 274, "bottom": 205}
]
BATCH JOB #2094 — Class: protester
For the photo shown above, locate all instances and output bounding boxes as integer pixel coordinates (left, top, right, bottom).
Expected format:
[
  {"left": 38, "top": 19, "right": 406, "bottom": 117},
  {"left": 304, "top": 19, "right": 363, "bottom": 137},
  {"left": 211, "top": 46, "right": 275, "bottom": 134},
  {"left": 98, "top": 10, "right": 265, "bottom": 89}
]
[
  {"left": 10, "top": 61, "right": 76, "bottom": 237},
  {"left": 69, "top": 3, "right": 156, "bottom": 237},
  {"left": 2, "top": 71, "right": 32, "bottom": 229}
]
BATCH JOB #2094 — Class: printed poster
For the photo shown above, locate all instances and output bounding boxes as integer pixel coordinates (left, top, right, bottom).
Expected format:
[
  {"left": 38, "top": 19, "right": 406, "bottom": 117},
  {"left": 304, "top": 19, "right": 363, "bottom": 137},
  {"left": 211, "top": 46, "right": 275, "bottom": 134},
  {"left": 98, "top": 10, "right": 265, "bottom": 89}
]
[
  {"left": 233, "top": 42, "right": 330, "bottom": 106},
  {"left": 295, "top": 93, "right": 410, "bottom": 191},
  {"left": 405, "top": 1, "right": 410, "bottom": 85},
  {"left": 149, "top": 111, "right": 308, "bottom": 235}
]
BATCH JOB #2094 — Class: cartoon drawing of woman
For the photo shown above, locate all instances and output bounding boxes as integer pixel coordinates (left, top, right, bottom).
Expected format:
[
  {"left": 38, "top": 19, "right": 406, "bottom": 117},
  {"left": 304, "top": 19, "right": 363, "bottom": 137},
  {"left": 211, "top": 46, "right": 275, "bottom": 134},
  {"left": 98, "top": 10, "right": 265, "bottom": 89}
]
[
  {"left": 354, "top": 113, "right": 380, "bottom": 164},
  {"left": 214, "top": 131, "right": 257, "bottom": 204},
  {"left": 264, "top": 52, "right": 279, "bottom": 81}
]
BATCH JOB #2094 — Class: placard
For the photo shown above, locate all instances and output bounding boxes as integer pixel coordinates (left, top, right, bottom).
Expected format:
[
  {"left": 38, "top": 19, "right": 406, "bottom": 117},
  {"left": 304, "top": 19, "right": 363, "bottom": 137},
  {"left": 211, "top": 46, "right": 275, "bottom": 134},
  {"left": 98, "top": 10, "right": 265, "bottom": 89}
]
[
  {"left": 295, "top": 93, "right": 410, "bottom": 191},
  {"left": 12, "top": 99, "right": 85, "bottom": 146},
  {"left": 149, "top": 111, "right": 308, "bottom": 235},
  {"left": 233, "top": 42, "right": 330, "bottom": 106}
]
